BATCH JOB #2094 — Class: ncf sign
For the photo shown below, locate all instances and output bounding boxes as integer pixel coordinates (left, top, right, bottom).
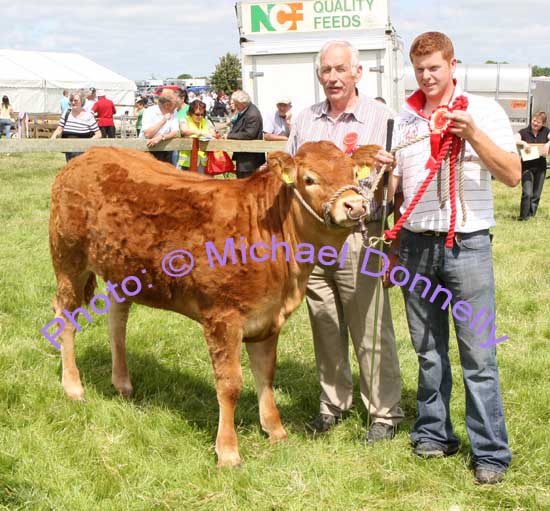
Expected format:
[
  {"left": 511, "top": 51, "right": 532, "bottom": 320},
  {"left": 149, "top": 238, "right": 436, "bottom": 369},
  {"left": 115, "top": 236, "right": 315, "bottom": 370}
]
[
  {"left": 239, "top": 0, "right": 388, "bottom": 35},
  {"left": 250, "top": 2, "right": 304, "bottom": 32}
]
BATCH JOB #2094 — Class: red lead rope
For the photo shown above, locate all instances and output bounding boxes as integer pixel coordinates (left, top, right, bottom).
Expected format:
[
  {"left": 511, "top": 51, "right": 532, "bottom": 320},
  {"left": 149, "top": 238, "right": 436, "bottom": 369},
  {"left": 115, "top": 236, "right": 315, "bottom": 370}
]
[{"left": 384, "top": 95, "right": 469, "bottom": 248}]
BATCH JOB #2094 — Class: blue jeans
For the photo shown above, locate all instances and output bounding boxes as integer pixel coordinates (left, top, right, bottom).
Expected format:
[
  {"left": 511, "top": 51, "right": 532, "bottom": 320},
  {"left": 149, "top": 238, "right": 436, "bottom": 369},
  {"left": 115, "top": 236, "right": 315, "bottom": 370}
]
[
  {"left": 399, "top": 229, "right": 511, "bottom": 471},
  {"left": 0, "top": 118, "right": 11, "bottom": 138}
]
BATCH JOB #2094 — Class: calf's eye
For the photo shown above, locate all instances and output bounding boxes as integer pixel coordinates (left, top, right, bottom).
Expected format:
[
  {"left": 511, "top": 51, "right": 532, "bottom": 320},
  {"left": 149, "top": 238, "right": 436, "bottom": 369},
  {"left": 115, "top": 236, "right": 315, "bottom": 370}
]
[{"left": 304, "top": 176, "right": 316, "bottom": 186}]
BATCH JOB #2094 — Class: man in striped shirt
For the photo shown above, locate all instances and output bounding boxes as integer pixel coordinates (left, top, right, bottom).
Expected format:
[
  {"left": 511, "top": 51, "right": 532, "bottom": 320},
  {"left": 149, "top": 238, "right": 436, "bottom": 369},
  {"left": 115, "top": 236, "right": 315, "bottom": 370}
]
[
  {"left": 377, "top": 32, "right": 521, "bottom": 485},
  {"left": 287, "top": 40, "right": 404, "bottom": 443}
]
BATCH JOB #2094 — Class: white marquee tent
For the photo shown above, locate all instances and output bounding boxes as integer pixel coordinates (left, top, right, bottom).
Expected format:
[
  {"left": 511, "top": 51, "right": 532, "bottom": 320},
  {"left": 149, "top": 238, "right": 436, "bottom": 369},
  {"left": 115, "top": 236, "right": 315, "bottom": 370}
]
[{"left": 0, "top": 49, "right": 136, "bottom": 114}]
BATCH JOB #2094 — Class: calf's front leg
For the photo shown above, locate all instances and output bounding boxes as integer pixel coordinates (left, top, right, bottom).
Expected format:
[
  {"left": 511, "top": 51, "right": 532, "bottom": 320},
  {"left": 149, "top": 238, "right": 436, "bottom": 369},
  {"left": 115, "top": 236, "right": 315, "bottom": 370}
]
[{"left": 204, "top": 319, "right": 244, "bottom": 467}]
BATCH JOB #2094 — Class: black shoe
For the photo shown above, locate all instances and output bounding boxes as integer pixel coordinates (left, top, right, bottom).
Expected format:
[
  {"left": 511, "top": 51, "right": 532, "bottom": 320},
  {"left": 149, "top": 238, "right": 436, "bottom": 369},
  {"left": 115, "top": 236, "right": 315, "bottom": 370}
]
[
  {"left": 365, "top": 422, "right": 396, "bottom": 444},
  {"left": 474, "top": 467, "right": 506, "bottom": 485},
  {"left": 305, "top": 413, "right": 340, "bottom": 434},
  {"left": 413, "top": 441, "right": 459, "bottom": 458}
]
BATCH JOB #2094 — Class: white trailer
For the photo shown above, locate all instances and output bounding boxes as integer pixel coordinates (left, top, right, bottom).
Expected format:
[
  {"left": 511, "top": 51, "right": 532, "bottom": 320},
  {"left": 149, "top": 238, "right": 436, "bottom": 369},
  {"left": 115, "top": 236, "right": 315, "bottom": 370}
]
[
  {"left": 235, "top": 0, "right": 405, "bottom": 117},
  {"left": 531, "top": 77, "right": 550, "bottom": 118}
]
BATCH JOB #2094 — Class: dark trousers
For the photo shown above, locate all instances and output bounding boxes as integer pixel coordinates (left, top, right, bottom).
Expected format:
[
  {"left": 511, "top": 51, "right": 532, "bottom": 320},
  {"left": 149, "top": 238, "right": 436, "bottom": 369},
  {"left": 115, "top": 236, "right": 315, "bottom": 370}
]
[
  {"left": 151, "top": 151, "right": 174, "bottom": 163},
  {"left": 235, "top": 160, "right": 258, "bottom": 179},
  {"left": 520, "top": 160, "right": 546, "bottom": 219},
  {"left": 65, "top": 152, "right": 83, "bottom": 162},
  {"left": 100, "top": 126, "right": 116, "bottom": 138}
]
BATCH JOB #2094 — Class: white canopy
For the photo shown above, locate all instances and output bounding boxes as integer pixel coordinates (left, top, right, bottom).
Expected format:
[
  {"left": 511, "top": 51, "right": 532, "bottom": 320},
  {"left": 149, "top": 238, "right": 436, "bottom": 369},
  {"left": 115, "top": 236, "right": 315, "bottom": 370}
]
[{"left": 0, "top": 49, "right": 136, "bottom": 114}]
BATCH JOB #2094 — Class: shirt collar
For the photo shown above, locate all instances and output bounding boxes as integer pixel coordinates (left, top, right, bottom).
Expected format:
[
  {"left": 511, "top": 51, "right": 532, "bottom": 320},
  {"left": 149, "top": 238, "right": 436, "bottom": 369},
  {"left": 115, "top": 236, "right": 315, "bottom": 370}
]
[
  {"left": 405, "top": 79, "right": 465, "bottom": 119},
  {"left": 315, "top": 93, "right": 368, "bottom": 124}
]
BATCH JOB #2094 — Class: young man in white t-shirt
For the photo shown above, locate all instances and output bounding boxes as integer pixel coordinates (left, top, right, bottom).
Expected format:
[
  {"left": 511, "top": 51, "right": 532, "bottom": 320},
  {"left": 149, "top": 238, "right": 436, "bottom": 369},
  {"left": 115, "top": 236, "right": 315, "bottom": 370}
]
[
  {"left": 376, "top": 31, "right": 521, "bottom": 485},
  {"left": 263, "top": 98, "right": 292, "bottom": 141}
]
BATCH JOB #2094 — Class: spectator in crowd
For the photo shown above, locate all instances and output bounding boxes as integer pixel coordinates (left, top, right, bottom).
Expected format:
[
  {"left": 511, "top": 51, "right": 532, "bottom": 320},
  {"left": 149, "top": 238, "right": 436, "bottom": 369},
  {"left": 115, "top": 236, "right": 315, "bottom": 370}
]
[
  {"left": 134, "top": 98, "right": 145, "bottom": 137},
  {"left": 376, "top": 31, "right": 520, "bottom": 485},
  {"left": 0, "top": 96, "right": 14, "bottom": 139},
  {"left": 60, "top": 90, "right": 70, "bottom": 114},
  {"left": 226, "top": 90, "right": 265, "bottom": 178},
  {"left": 92, "top": 90, "right": 117, "bottom": 138},
  {"left": 140, "top": 89, "right": 180, "bottom": 164},
  {"left": 263, "top": 98, "right": 292, "bottom": 141},
  {"left": 172, "top": 88, "right": 190, "bottom": 166},
  {"left": 211, "top": 93, "right": 229, "bottom": 118},
  {"left": 178, "top": 99, "right": 216, "bottom": 173},
  {"left": 202, "top": 91, "right": 214, "bottom": 113},
  {"left": 176, "top": 88, "right": 189, "bottom": 119},
  {"left": 84, "top": 87, "right": 97, "bottom": 113},
  {"left": 515, "top": 111, "right": 550, "bottom": 220},
  {"left": 287, "top": 40, "right": 403, "bottom": 443},
  {"left": 51, "top": 89, "right": 101, "bottom": 162}
]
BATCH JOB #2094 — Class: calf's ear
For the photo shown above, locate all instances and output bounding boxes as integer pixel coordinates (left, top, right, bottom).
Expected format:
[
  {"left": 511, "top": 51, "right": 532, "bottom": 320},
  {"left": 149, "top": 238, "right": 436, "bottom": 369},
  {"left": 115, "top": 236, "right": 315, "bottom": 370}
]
[{"left": 267, "top": 151, "right": 297, "bottom": 186}]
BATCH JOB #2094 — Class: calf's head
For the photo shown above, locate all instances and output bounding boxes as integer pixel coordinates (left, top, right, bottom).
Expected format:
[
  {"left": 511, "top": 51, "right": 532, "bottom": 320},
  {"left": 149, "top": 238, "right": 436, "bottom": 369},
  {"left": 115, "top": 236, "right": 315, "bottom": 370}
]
[{"left": 268, "top": 141, "right": 366, "bottom": 228}]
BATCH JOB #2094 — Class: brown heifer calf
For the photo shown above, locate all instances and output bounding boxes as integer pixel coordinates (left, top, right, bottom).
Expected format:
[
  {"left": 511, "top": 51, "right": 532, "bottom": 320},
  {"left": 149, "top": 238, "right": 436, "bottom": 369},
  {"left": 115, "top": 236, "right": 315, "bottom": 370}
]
[{"left": 48, "top": 142, "right": 366, "bottom": 466}]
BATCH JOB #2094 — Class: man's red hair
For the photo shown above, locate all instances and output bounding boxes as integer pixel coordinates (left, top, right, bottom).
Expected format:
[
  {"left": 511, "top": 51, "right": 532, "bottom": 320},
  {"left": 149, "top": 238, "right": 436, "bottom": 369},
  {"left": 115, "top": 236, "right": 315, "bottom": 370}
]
[{"left": 409, "top": 32, "right": 455, "bottom": 62}]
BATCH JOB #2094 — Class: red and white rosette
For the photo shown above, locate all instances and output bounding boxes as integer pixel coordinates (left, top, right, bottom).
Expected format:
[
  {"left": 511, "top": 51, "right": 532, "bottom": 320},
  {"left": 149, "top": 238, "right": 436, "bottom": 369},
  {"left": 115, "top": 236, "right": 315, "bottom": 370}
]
[
  {"left": 343, "top": 132, "right": 359, "bottom": 155},
  {"left": 427, "top": 105, "right": 452, "bottom": 171},
  {"left": 429, "top": 105, "right": 452, "bottom": 134}
]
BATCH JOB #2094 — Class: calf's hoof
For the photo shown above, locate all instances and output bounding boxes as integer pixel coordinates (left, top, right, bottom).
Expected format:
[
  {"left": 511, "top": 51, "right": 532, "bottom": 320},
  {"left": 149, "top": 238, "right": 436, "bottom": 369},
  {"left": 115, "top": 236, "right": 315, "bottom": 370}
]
[
  {"left": 216, "top": 450, "right": 242, "bottom": 468},
  {"left": 63, "top": 381, "right": 85, "bottom": 401},
  {"left": 268, "top": 427, "right": 288, "bottom": 444},
  {"left": 112, "top": 377, "right": 134, "bottom": 398}
]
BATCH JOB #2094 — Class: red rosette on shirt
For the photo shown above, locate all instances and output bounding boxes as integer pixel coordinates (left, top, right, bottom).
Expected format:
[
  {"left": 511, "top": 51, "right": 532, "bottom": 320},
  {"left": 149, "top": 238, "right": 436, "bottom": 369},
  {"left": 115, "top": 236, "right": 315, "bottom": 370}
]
[{"left": 343, "top": 132, "right": 359, "bottom": 155}]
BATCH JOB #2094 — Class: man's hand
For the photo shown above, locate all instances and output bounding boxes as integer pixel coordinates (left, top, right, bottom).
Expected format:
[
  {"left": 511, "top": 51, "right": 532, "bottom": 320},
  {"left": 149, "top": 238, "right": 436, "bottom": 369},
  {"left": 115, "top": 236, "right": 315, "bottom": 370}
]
[
  {"left": 375, "top": 149, "right": 396, "bottom": 173},
  {"left": 445, "top": 111, "right": 479, "bottom": 142},
  {"left": 163, "top": 113, "right": 171, "bottom": 122},
  {"left": 146, "top": 135, "right": 162, "bottom": 148}
]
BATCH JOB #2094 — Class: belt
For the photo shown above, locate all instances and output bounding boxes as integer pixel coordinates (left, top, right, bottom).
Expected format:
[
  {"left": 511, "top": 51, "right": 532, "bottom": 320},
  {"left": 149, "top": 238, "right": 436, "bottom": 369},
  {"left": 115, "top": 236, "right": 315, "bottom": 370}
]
[
  {"left": 412, "top": 229, "right": 489, "bottom": 240},
  {"left": 417, "top": 230, "right": 447, "bottom": 237}
]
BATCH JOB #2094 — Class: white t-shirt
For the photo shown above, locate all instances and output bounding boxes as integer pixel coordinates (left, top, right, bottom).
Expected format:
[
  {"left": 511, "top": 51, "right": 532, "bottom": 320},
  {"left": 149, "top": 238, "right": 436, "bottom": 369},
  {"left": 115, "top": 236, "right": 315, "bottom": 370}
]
[
  {"left": 84, "top": 98, "right": 97, "bottom": 113},
  {"left": 393, "top": 84, "right": 517, "bottom": 233},
  {"left": 139, "top": 105, "right": 179, "bottom": 138},
  {"left": 263, "top": 110, "right": 290, "bottom": 137}
]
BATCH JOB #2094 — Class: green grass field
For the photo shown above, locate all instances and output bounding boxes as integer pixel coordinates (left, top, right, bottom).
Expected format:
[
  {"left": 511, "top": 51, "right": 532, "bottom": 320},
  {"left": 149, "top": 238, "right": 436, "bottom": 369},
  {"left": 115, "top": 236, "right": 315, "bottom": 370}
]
[{"left": 0, "top": 152, "right": 549, "bottom": 511}]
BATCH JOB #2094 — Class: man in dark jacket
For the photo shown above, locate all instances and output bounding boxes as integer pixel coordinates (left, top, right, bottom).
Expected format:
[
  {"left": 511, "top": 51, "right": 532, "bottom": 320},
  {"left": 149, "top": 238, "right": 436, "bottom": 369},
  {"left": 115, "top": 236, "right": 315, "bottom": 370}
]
[{"left": 227, "top": 90, "right": 266, "bottom": 178}]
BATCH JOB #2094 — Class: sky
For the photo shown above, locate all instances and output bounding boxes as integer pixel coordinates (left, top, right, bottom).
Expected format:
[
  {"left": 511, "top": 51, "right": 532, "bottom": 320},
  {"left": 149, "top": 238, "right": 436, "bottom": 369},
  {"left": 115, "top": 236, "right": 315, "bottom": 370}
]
[{"left": 1, "top": 0, "right": 550, "bottom": 80}]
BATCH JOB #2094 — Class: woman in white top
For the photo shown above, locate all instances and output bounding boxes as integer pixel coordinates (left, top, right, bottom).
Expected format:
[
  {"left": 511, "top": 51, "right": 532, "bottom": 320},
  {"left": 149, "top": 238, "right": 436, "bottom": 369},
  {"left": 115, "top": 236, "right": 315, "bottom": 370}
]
[
  {"left": 0, "top": 96, "right": 13, "bottom": 139},
  {"left": 51, "top": 90, "right": 101, "bottom": 162}
]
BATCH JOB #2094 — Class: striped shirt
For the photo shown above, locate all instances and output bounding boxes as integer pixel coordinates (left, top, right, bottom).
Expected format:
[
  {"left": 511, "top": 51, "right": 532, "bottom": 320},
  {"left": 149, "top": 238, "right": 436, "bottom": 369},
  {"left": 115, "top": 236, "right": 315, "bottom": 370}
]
[
  {"left": 59, "top": 110, "right": 99, "bottom": 138},
  {"left": 393, "top": 84, "right": 516, "bottom": 233},
  {"left": 286, "top": 94, "right": 392, "bottom": 156}
]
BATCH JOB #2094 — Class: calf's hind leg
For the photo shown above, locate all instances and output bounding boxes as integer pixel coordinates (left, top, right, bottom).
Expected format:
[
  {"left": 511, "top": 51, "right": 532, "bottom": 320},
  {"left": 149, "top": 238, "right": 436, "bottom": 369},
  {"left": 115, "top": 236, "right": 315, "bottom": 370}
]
[
  {"left": 108, "top": 300, "right": 133, "bottom": 397},
  {"left": 245, "top": 335, "right": 287, "bottom": 443}
]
